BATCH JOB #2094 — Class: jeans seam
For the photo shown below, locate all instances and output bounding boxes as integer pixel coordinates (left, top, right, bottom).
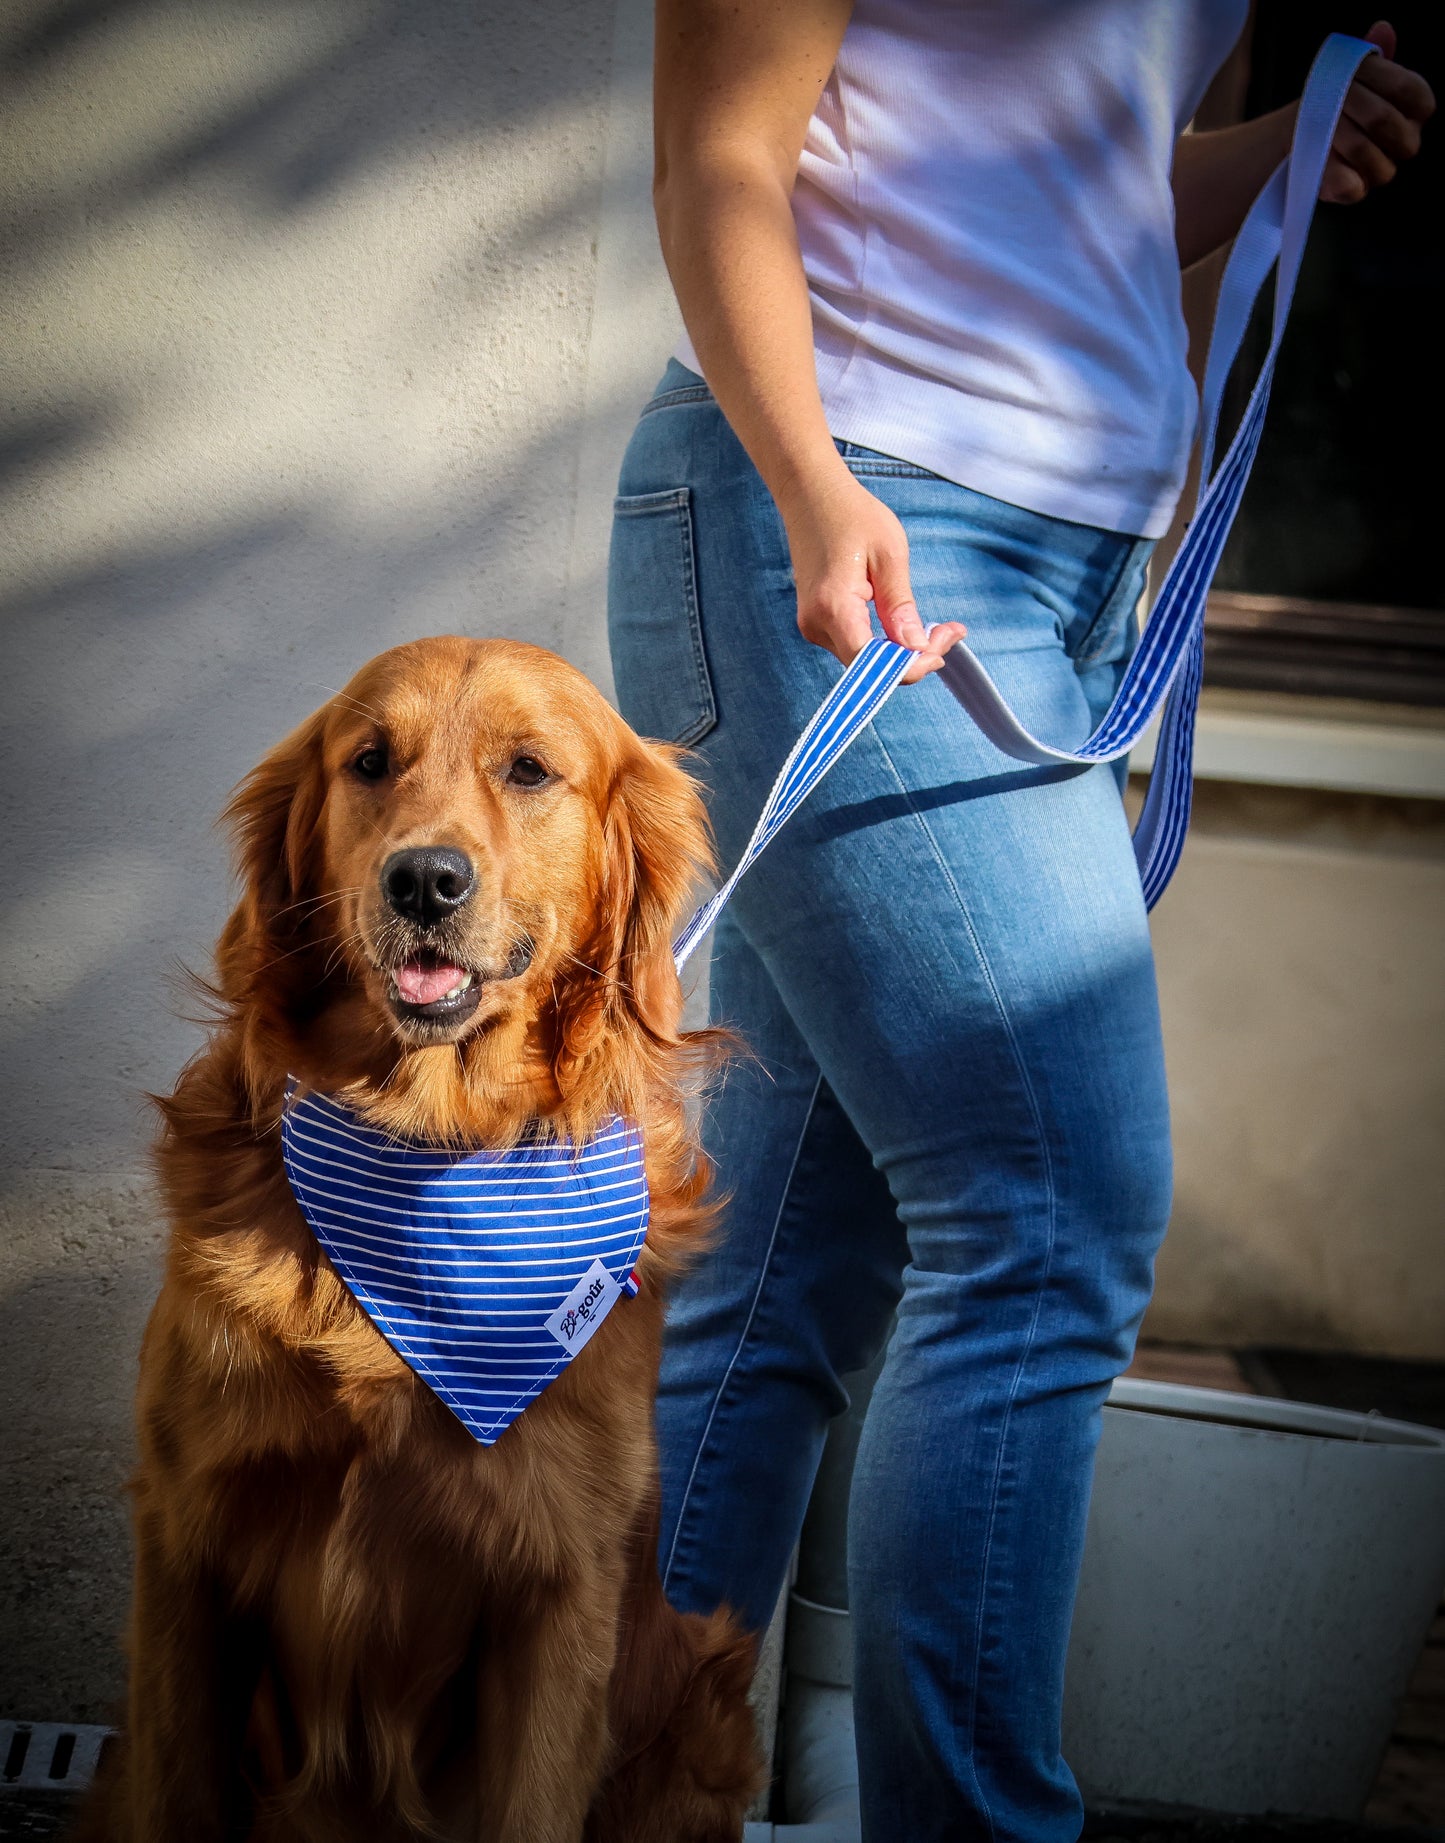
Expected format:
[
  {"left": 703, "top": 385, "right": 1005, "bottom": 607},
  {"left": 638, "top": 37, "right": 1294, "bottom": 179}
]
[
  {"left": 638, "top": 384, "right": 714, "bottom": 415},
  {"left": 661, "top": 1069, "right": 827, "bottom": 1599},
  {"left": 865, "top": 722, "right": 1060, "bottom": 1843},
  {"left": 667, "top": 488, "right": 715, "bottom": 746},
  {"left": 842, "top": 457, "right": 941, "bottom": 479},
  {"left": 611, "top": 489, "right": 718, "bottom": 747}
]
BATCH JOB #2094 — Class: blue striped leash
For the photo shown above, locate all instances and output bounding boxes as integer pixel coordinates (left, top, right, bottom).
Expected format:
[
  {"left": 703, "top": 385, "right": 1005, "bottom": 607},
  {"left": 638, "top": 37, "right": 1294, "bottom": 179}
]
[
  {"left": 678, "top": 32, "right": 1376, "bottom": 934},
  {"left": 282, "top": 38, "right": 1372, "bottom": 1444}
]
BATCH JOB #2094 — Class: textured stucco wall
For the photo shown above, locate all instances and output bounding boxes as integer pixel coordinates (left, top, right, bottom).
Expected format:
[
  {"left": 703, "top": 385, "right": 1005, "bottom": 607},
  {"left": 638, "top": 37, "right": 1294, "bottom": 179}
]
[{"left": 0, "top": 0, "right": 680, "bottom": 1721}]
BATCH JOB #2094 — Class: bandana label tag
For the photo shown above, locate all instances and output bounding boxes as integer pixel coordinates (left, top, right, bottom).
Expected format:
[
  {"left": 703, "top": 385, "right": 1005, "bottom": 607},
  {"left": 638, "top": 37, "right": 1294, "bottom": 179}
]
[{"left": 545, "top": 1258, "right": 623, "bottom": 1356}]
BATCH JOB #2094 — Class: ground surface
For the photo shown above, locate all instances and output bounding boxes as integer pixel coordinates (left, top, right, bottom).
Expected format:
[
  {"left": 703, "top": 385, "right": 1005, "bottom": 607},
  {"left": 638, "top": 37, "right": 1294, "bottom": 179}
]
[
  {"left": 1082, "top": 1812, "right": 1445, "bottom": 1843},
  {"left": 0, "top": 1796, "right": 71, "bottom": 1840},
  {"left": 3, "top": 1795, "right": 1441, "bottom": 1842}
]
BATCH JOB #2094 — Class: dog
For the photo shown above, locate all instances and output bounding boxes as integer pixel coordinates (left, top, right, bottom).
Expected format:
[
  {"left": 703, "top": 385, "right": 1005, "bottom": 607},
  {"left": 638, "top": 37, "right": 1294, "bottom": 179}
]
[{"left": 78, "top": 637, "right": 763, "bottom": 1842}]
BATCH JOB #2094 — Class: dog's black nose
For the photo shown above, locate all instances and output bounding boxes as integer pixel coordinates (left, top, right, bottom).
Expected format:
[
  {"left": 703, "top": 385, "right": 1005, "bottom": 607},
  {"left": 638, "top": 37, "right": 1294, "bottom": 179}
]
[{"left": 382, "top": 848, "right": 475, "bottom": 926}]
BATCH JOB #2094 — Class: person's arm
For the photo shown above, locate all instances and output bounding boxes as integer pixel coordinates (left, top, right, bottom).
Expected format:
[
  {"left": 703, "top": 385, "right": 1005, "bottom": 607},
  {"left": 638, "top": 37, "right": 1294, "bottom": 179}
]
[
  {"left": 1173, "top": 21, "right": 1434, "bottom": 270},
  {"left": 652, "top": 0, "right": 964, "bottom": 682}
]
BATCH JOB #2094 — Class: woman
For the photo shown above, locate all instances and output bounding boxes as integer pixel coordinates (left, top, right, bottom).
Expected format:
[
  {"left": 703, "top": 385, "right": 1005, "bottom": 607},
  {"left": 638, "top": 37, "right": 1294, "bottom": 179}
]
[{"left": 606, "top": 7, "right": 1431, "bottom": 1838}]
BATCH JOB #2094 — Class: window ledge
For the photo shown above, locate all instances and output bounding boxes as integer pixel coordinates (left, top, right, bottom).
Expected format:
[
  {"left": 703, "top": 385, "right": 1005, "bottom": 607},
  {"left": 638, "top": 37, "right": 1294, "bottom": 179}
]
[{"left": 1130, "top": 689, "right": 1445, "bottom": 801}]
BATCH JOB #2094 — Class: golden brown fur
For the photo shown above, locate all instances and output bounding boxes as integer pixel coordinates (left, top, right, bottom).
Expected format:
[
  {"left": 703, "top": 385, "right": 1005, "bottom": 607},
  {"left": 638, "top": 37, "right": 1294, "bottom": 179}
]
[{"left": 78, "top": 638, "right": 763, "bottom": 1842}]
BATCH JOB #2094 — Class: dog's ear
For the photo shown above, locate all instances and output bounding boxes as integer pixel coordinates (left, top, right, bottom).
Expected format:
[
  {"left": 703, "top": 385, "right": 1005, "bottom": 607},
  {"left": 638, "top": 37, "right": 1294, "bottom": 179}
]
[
  {"left": 605, "top": 737, "right": 713, "bottom": 1035},
  {"left": 554, "top": 734, "right": 713, "bottom": 1096},
  {"left": 216, "top": 706, "right": 329, "bottom": 1029}
]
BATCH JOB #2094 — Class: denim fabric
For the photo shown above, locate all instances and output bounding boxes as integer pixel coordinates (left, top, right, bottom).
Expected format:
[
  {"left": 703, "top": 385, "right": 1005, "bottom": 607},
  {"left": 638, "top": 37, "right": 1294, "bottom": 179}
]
[{"left": 607, "top": 361, "right": 1172, "bottom": 1843}]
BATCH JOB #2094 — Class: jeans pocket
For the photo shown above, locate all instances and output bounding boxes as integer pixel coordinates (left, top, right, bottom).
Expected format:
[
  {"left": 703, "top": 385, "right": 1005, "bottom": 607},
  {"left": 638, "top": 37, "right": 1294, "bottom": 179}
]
[{"left": 608, "top": 487, "right": 718, "bottom": 747}]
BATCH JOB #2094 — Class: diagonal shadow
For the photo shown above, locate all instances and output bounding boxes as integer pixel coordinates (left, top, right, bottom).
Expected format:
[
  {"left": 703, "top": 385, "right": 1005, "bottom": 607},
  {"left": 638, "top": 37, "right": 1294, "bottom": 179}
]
[
  {"left": 2, "top": 0, "right": 614, "bottom": 258},
  {"left": 812, "top": 762, "right": 1094, "bottom": 841}
]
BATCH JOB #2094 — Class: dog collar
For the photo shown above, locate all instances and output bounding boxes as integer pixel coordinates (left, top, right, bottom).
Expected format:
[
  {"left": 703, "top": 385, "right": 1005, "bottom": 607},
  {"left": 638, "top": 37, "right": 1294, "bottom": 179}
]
[{"left": 281, "top": 1088, "right": 647, "bottom": 1445}]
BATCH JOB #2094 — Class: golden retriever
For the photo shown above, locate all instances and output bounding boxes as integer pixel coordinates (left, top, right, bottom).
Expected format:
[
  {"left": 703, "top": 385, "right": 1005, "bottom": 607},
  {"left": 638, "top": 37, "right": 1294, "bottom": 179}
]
[{"left": 78, "top": 637, "right": 763, "bottom": 1842}]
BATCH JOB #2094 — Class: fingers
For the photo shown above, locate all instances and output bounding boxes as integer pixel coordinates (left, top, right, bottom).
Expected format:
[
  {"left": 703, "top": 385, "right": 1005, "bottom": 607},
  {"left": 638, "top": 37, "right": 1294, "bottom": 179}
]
[
  {"left": 1343, "top": 74, "right": 1425, "bottom": 163},
  {"left": 869, "top": 541, "right": 971, "bottom": 682},
  {"left": 799, "top": 582, "right": 943, "bottom": 681},
  {"left": 925, "top": 621, "right": 968, "bottom": 656},
  {"left": 797, "top": 576, "right": 964, "bottom": 683},
  {"left": 905, "top": 620, "right": 967, "bottom": 684},
  {"left": 797, "top": 587, "right": 874, "bottom": 668},
  {"left": 868, "top": 534, "right": 925, "bottom": 648},
  {"left": 1324, "top": 36, "right": 1434, "bottom": 205},
  {"left": 1353, "top": 43, "right": 1435, "bottom": 127},
  {"left": 1320, "top": 153, "right": 1368, "bottom": 206},
  {"left": 1328, "top": 116, "right": 1398, "bottom": 195},
  {"left": 1364, "top": 20, "right": 1397, "bottom": 61}
]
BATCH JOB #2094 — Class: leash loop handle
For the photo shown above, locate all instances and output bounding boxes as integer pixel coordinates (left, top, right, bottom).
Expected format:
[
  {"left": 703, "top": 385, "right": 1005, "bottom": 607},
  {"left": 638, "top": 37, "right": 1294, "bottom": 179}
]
[{"left": 673, "top": 35, "right": 1375, "bottom": 956}]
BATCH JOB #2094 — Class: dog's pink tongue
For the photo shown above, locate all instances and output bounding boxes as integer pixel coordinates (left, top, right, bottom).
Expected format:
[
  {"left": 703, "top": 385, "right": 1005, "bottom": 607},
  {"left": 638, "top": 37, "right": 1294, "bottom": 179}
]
[{"left": 394, "top": 958, "right": 468, "bottom": 1006}]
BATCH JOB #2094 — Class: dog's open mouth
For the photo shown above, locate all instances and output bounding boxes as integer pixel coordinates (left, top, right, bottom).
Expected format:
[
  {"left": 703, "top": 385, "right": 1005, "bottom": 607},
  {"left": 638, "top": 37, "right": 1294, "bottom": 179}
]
[
  {"left": 387, "top": 952, "right": 483, "bottom": 1023},
  {"left": 384, "top": 941, "right": 534, "bottom": 1026}
]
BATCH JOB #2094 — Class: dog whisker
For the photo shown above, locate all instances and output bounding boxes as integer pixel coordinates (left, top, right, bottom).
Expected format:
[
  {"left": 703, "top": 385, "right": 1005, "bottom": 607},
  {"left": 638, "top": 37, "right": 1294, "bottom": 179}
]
[
  {"left": 314, "top": 686, "right": 387, "bottom": 726},
  {"left": 319, "top": 928, "right": 369, "bottom": 984},
  {"left": 554, "top": 948, "right": 607, "bottom": 979},
  {"left": 268, "top": 887, "right": 365, "bottom": 924},
  {"left": 246, "top": 929, "right": 348, "bottom": 978}
]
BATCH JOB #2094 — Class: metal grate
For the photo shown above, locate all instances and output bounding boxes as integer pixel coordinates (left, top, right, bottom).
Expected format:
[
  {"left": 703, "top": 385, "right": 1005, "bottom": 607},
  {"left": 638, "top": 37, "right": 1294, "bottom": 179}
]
[{"left": 0, "top": 1724, "right": 112, "bottom": 1795}]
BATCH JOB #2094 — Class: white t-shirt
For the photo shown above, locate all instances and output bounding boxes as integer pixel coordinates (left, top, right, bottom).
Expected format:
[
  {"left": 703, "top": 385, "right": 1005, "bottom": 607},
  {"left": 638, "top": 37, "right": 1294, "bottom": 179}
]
[{"left": 678, "top": 0, "right": 1250, "bottom": 538}]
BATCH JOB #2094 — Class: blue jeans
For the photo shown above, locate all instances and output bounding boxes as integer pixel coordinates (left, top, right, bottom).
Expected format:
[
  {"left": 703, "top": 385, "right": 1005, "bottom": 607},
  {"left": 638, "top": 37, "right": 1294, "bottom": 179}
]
[{"left": 607, "top": 362, "right": 1172, "bottom": 1843}]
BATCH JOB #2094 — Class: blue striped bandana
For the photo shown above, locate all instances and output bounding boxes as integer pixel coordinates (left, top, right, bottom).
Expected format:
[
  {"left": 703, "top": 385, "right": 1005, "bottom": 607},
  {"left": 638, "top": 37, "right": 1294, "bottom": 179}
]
[
  {"left": 281, "top": 38, "right": 1362, "bottom": 1443},
  {"left": 282, "top": 1092, "right": 648, "bottom": 1445}
]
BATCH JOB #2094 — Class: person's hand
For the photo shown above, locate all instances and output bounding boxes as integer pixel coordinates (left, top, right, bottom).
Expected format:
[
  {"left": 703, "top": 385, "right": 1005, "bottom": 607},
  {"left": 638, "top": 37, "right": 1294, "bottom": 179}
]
[
  {"left": 781, "top": 465, "right": 965, "bottom": 684},
  {"left": 1322, "top": 22, "right": 1434, "bottom": 204}
]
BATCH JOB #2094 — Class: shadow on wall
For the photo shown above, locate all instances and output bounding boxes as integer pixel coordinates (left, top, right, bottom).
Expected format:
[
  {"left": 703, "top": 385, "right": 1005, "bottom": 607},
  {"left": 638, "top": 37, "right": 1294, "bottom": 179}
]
[
  {"left": 1, "top": 0, "right": 671, "bottom": 1717},
  {"left": 0, "top": 0, "right": 661, "bottom": 1171},
  {"left": 3, "top": 0, "right": 607, "bottom": 244}
]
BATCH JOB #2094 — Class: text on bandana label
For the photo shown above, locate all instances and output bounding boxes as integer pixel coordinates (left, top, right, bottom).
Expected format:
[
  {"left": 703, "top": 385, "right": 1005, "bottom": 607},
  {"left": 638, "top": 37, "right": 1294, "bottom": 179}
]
[{"left": 545, "top": 1258, "right": 622, "bottom": 1355}]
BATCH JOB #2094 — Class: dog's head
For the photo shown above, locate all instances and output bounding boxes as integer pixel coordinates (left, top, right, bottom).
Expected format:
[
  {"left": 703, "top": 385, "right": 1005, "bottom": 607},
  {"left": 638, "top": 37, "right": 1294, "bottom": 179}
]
[{"left": 219, "top": 637, "right": 713, "bottom": 1139}]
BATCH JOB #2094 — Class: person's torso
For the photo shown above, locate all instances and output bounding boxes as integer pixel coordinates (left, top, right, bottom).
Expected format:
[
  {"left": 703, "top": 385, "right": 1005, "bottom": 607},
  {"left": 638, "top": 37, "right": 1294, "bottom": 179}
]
[{"left": 679, "top": 0, "right": 1250, "bottom": 537}]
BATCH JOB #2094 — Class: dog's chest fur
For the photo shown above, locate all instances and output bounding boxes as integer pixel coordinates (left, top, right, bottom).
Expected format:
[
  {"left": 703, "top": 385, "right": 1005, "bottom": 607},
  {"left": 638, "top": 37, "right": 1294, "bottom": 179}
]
[{"left": 143, "top": 1109, "right": 663, "bottom": 1740}]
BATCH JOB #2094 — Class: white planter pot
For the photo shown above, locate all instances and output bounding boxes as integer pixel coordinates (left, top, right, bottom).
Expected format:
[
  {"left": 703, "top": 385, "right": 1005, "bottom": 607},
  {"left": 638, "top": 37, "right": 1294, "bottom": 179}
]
[{"left": 1063, "top": 1378, "right": 1445, "bottom": 1820}]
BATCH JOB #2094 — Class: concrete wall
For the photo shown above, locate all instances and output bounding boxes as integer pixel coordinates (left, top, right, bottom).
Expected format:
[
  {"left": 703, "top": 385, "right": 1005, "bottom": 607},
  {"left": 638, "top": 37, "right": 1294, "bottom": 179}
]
[
  {"left": 1144, "top": 778, "right": 1445, "bottom": 1359},
  {"left": 2, "top": 0, "right": 1440, "bottom": 1729},
  {"left": 1, "top": 0, "right": 679, "bottom": 1721}
]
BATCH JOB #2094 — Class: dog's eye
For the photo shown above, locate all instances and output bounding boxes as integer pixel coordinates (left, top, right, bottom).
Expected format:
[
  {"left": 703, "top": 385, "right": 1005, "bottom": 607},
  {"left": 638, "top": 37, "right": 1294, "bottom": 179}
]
[
  {"left": 352, "top": 745, "right": 389, "bottom": 782},
  {"left": 507, "top": 756, "right": 550, "bottom": 788}
]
